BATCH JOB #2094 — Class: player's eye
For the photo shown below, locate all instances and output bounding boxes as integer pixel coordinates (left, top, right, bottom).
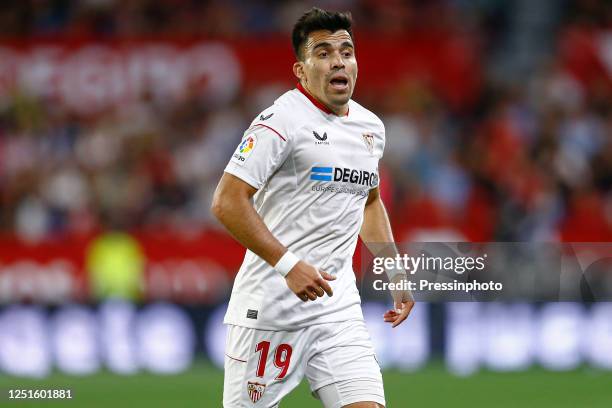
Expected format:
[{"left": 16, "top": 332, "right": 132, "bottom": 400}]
[
  {"left": 318, "top": 52, "right": 328, "bottom": 58},
  {"left": 343, "top": 51, "right": 353, "bottom": 58}
]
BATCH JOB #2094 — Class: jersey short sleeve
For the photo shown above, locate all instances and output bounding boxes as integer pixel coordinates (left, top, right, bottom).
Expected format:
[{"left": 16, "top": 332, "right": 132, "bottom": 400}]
[{"left": 224, "top": 119, "right": 291, "bottom": 190}]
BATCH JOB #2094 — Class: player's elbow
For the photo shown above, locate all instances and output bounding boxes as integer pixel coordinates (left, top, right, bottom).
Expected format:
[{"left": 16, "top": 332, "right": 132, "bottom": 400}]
[
  {"left": 211, "top": 174, "right": 255, "bottom": 224},
  {"left": 210, "top": 190, "right": 229, "bottom": 222},
  {"left": 211, "top": 185, "right": 244, "bottom": 225}
]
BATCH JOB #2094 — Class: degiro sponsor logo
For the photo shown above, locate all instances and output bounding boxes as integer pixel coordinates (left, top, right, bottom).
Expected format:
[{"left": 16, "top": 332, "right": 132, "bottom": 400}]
[{"left": 310, "top": 166, "right": 378, "bottom": 187}]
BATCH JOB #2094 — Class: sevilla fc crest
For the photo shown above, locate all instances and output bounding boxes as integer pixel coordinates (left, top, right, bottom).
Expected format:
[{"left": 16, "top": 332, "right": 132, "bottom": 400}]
[
  {"left": 362, "top": 133, "right": 374, "bottom": 155},
  {"left": 247, "top": 381, "right": 266, "bottom": 403}
]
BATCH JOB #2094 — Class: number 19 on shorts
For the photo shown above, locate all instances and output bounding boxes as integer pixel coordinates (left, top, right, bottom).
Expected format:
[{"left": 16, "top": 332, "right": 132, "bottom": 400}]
[{"left": 255, "top": 341, "right": 293, "bottom": 379}]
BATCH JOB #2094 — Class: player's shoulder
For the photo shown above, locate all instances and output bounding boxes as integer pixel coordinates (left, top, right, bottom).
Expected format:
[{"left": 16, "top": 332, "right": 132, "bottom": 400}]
[
  {"left": 348, "top": 99, "right": 385, "bottom": 132},
  {"left": 247, "top": 90, "right": 308, "bottom": 140}
]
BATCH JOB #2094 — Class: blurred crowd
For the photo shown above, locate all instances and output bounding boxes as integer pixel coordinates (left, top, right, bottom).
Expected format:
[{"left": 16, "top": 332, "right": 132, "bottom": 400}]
[
  {"left": 0, "top": 0, "right": 610, "bottom": 242},
  {"left": 0, "top": 0, "right": 510, "bottom": 37}
]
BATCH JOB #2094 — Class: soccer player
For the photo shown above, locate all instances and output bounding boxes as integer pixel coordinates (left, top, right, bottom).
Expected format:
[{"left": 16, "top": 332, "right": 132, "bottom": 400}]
[{"left": 212, "top": 7, "right": 414, "bottom": 408}]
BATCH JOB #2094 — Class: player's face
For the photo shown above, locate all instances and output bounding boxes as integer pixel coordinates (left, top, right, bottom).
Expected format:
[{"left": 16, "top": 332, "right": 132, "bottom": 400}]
[{"left": 294, "top": 29, "right": 357, "bottom": 115}]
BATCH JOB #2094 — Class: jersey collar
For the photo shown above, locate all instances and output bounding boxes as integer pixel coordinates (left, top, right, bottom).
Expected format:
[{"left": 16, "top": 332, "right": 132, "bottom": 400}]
[{"left": 296, "top": 82, "right": 349, "bottom": 117}]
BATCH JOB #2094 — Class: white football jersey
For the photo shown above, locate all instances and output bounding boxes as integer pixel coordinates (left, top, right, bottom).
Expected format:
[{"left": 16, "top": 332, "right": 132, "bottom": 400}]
[{"left": 223, "top": 84, "right": 385, "bottom": 330}]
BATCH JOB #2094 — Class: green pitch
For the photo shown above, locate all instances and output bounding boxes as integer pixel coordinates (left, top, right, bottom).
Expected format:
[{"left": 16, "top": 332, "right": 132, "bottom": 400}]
[{"left": 1, "top": 361, "right": 611, "bottom": 407}]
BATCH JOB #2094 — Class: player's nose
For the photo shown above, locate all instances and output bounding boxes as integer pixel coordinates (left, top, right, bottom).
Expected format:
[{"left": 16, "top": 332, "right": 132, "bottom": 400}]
[{"left": 330, "top": 52, "right": 345, "bottom": 69}]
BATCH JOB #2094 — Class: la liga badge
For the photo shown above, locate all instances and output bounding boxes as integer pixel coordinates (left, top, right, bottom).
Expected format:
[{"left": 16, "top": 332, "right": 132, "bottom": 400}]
[{"left": 232, "top": 133, "right": 257, "bottom": 165}]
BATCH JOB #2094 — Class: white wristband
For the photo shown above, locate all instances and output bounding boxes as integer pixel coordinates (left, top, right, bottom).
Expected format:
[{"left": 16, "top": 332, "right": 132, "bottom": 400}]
[{"left": 274, "top": 251, "right": 300, "bottom": 277}]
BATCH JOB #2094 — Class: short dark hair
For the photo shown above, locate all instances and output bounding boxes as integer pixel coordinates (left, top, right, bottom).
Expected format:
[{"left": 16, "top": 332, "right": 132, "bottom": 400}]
[{"left": 291, "top": 7, "right": 354, "bottom": 60}]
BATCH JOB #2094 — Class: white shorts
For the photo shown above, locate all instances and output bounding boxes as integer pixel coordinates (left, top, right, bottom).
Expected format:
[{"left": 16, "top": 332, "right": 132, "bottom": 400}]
[{"left": 223, "top": 319, "right": 385, "bottom": 407}]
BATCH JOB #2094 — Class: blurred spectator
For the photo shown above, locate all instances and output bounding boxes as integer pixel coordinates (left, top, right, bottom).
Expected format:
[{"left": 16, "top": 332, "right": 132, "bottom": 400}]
[{"left": 86, "top": 230, "right": 145, "bottom": 300}]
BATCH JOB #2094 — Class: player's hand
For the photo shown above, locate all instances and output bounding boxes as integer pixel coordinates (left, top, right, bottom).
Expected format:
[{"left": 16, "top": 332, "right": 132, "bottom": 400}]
[
  {"left": 383, "top": 274, "right": 415, "bottom": 328},
  {"left": 285, "top": 261, "right": 336, "bottom": 302}
]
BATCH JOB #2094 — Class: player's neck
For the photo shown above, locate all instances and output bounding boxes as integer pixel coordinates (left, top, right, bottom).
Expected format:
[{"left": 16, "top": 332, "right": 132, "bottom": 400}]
[{"left": 298, "top": 82, "right": 349, "bottom": 117}]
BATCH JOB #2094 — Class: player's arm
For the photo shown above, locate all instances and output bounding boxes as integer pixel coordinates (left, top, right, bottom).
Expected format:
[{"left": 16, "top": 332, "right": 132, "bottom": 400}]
[
  {"left": 360, "top": 186, "right": 414, "bottom": 327},
  {"left": 211, "top": 172, "right": 335, "bottom": 302}
]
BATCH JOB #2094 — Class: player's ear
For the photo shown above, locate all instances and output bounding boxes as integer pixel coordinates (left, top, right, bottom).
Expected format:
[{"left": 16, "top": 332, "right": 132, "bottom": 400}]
[{"left": 293, "top": 61, "right": 304, "bottom": 82}]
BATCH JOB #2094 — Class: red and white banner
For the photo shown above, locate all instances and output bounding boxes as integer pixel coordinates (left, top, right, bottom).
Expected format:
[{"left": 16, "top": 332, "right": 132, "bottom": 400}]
[
  {"left": 0, "top": 230, "right": 244, "bottom": 304},
  {"left": 0, "top": 34, "right": 482, "bottom": 113}
]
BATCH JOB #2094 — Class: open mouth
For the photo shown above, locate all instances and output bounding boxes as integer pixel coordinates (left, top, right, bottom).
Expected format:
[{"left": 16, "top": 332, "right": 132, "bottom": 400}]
[{"left": 329, "top": 76, "right": 349, "bottom": 91}]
